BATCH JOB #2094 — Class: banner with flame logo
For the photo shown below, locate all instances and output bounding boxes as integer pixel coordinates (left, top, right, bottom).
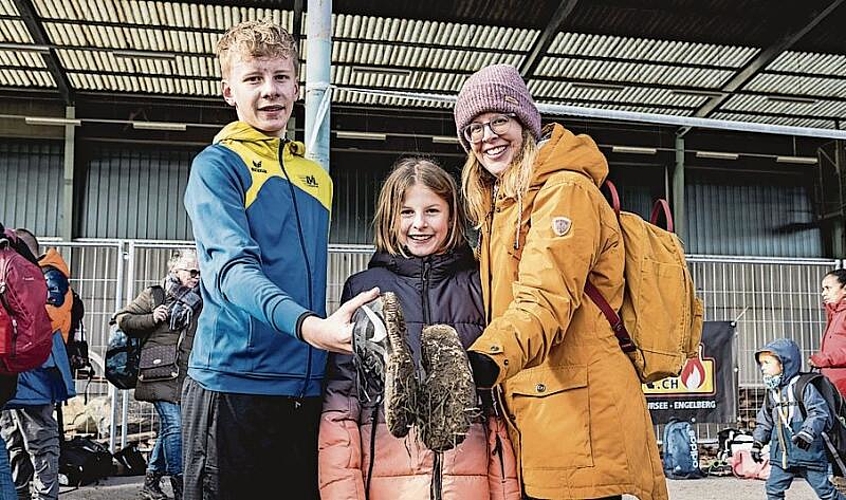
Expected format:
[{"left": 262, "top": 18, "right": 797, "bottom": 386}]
[{"left": 643, "top": 321, "right": 736, "bottom": 424}]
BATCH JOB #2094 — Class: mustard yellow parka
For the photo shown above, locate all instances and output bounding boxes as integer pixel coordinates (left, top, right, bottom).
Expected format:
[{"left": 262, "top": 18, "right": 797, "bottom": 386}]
[{"left": 469, "top": 124, "right": 668, "bottom": 500}]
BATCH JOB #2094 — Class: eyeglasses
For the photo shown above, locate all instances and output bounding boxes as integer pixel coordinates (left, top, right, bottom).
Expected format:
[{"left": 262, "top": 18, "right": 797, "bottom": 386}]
[
  {"left": 462, "top": 113, "right": 516, "bottom": 144},
  {"left": 177, "top": 268, "right": 201, "bottom": 278}
]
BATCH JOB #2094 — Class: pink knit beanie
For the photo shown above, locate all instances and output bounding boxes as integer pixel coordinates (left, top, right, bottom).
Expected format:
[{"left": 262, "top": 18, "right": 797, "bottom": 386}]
[{"left": 453, "top": 64, "right": 542, "bottom": 152}]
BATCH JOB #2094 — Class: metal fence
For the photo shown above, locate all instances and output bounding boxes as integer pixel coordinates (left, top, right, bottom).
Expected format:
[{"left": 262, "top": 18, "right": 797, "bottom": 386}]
[{"left": 48, "top": 240, "right": 842, "bottom": 450}]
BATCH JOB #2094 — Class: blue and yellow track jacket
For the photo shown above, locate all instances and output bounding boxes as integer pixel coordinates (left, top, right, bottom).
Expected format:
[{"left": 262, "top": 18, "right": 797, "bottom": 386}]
[{"left": 184, "top": 121, "right": 332, "bottom": 397}]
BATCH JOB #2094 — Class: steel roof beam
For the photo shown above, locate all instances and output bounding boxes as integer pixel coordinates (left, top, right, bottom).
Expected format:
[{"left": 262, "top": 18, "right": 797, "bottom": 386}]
[
  {"left": 692, "top": 0, "right": 845, "bottom": 119},
  {"left": 12, "top": 0, "right": 73, "bottom": 104},
  {"left": 519, "top": 0, "right": 579, "bottom": 79}
]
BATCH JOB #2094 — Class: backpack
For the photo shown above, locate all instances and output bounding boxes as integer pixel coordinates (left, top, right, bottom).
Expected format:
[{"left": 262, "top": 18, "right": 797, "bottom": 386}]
[
  {"left": 662, "top": 418, "right": 704, "bottom": 479},
  {"left": 0, "top": 228, "right": 54, "bottom": 374},
  {"left": 585, "top": 181, "right": 704, "bottom": 383},
  {"left": 58, "top": 436, "right": 115, "bottom": 486},
  {"left": 66, "top": 288, "right": 93, "bottom": 376},
  {"left": 772, "top": 372, "right": 846, "bottom": 476},
  {"left": 105, "top": 285, "right": 164, "bottom": 390}
]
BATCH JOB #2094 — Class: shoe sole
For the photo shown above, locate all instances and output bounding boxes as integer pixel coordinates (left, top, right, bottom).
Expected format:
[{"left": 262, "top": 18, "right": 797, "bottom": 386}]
[
  {"left": 418, "top": 324, "right": 477, "bottom": 452},
  {"left": 382, "top": 292, "right": 417, "bottom": 438}
]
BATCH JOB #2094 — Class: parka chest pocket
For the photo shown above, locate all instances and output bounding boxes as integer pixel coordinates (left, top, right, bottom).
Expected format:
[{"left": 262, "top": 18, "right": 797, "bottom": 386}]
[{"left": 507, "top": 366, "right": 593, "bottom": 469}]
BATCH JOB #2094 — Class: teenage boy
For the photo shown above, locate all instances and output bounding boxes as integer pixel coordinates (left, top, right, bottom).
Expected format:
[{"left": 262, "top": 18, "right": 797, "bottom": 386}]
[{"left": 183, "top": 19, "right": 378, "bottom": 500}]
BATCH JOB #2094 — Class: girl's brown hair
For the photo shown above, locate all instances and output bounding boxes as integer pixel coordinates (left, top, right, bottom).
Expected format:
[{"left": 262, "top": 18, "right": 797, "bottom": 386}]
[{"left": 374, "top": 157, "right": 466, "bottom": 257}]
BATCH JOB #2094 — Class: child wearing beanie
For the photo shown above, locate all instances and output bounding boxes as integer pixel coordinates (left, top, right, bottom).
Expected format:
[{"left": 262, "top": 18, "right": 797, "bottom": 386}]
[{"left": 454, "top": 63, "right": 669, "bottom": 500}]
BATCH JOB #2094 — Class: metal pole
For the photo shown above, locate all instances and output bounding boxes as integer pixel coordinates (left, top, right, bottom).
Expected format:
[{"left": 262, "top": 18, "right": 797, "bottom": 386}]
[
  {"left": 109, "top": 241, "right": 126, "bottom": 453},
  {"left": 673, "top": 133, "right": 686, "bottom": 242},
  {"left": 62, "top": 106, "right": 75, "bottom": 241},
  {"left": 120, "top": 241, "right": 135, "bottom": 450},
  {"left": 304, "top": 0, "right": 332, "bottom": 172}
]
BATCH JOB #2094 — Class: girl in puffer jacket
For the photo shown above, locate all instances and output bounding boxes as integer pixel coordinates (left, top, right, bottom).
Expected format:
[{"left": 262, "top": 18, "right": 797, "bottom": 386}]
[{"left": 318, "top": 157, "right": 519, "bottom": 500}]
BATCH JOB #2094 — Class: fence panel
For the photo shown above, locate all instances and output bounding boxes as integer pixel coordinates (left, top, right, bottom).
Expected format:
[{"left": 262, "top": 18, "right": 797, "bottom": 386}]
[{"left": 54, "top": 241, "right": 840, "bottom": 449}]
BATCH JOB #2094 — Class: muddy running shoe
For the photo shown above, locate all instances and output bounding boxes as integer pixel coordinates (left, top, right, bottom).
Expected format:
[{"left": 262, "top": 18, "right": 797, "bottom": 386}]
[
  {"left": 418, "top": 324, "right": 477, "bottom": 452},
  {"left": 351, "top": 296, "right": 390, "bottom": 405},
  {"left": 381, "top": 292, "right": 417, "bottom": 438}
]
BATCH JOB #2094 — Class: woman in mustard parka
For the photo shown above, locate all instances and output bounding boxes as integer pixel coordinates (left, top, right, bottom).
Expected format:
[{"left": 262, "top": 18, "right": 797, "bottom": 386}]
[{"left": 453, "top": 64, "right": 667, "bottom": 500}]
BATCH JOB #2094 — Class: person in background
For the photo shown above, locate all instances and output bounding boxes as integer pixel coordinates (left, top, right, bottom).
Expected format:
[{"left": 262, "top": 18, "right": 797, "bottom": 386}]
[
  {"left": 753, "top": 338, "right": 844, "bottom": 500},
  {"left": 1, "top": 229, "right": 75, "bottom": 500},
  {"left": 452, "top": 64, "right": 667, "bottom": 500},
  {"left": 114, "top": 249, "right": 202, "bottom": 500},
  {"left": 810, "top": 269, "right": 846, "bottom": 397},
  {"left": 182, "top": 19, "right": 378, "bottom": 500},
  {"left": 318, "top": 157, "right": 519, "bottom": 499}
]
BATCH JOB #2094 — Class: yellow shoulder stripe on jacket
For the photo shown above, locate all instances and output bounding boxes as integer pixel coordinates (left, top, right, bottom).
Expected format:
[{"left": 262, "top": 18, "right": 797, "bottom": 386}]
[{"left": 222, "top": 140, "right": 332, "bottom": 211}]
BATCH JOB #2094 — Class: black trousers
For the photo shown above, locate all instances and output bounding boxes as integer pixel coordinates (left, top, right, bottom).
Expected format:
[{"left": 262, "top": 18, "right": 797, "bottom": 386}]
[{"left": 181, "top": 376, "right": 322, "bottom": 500}]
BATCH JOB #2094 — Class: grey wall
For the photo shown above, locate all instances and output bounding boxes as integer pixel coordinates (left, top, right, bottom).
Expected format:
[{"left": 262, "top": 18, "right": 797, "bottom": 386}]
[{"left": 0, "top": 140, "right": 64, "bottom": 236}]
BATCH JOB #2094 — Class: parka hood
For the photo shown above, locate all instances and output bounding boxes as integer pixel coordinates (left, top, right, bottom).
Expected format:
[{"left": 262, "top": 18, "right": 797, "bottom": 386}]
[
  {"left": 755, "top": 338, "right": 802, "bottom": 383},
  {"left": 39, "top": 248, "right": 69, "bottom": 277},
  {"left": 531, "top": 123, "right": 609, "bottom": 188}
]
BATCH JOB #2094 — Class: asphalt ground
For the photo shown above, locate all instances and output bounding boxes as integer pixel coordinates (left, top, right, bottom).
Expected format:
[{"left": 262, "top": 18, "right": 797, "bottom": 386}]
[{"left": 57, "top": 474, "right": 820, "bottom": 499}]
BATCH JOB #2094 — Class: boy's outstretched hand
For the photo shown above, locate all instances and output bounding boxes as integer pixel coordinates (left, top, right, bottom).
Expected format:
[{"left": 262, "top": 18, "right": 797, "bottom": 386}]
[{"left": 300, "top": 287, "right": 380, "bottom": 354}]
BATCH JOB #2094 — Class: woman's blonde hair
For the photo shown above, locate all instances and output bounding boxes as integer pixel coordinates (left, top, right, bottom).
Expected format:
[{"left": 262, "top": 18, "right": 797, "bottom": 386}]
[
  {"left": 374, "top": 157, "right": 466, "bottom": 257},
  {"left": 461, "top": 129, "right": 538, "bottom": 228}
]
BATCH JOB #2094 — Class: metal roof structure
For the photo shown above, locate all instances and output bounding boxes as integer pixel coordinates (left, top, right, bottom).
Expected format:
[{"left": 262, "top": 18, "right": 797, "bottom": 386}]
[{"left": 0, "top": 0, "right": 844, "bottom": 133}]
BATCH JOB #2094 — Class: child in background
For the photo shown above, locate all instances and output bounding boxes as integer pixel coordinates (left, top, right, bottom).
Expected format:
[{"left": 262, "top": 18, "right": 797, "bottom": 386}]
[{"left": 752, "top": 338, "right": 845, "bottom": 499}]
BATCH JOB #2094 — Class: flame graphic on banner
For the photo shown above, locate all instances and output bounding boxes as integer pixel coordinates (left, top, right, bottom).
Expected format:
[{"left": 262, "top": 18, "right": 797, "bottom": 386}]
[{"left": 681, "top": 351, "right": 706, "bottom": 390}]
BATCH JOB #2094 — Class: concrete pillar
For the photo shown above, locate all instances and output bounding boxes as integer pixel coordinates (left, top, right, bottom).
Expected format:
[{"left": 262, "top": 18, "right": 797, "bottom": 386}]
[
  {"left": 673, "top": 133, "right": 686, "bottom": 241},
  {"left": 304, "top": 0, "right": 332, "bottom": 172},
  {"left": 62, "top": 106, "right": 75, "bottom": 241}
]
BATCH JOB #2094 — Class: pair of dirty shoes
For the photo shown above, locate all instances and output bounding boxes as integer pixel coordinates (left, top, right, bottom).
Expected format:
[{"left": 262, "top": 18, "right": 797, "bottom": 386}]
[{"left": 352, "top": 292, "right": 476, "bottom": 452}]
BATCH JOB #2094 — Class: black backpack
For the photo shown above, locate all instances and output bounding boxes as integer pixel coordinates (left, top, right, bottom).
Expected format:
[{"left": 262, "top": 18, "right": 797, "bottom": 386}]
[
  {"left": 781, "top": 372, "right": 846, "bottom": 476},
  {"left": 105, "top": 286, "right": 164, "bottom": 390},
  {"left": 58, "top": 436, "right": 115, "bottom": 487}
]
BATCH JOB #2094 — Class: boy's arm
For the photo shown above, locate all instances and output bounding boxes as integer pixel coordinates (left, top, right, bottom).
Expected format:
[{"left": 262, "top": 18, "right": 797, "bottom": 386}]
[
  {"left": 800, "top": 383, "right": 831, "bottom": 439},
  {"left": 184, "top": 149, "right": 378, "bottom": 352},
  {"left": 752, "top": 399, "right": 774, "bottom": 445}
]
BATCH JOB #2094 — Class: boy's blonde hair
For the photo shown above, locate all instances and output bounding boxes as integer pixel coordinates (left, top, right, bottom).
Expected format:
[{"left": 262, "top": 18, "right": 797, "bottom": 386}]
[
  {"left": 216, "top": 19, "right": 299, "bottom": 78},
  {"left": 374, "top": 157, "right": 466, "bottom": 257}
]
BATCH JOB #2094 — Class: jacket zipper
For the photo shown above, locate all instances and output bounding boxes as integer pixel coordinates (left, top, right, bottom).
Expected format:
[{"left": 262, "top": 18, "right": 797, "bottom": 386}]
[
  {"left": 422, "top": 259, "right": 431, "bottom": 325},
  {"left": 278, "top": 142, "right": 313, "bottom": 400}
]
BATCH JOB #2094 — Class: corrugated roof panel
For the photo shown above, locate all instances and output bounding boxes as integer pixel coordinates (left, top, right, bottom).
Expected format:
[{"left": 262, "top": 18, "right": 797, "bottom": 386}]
[
  {"left": 331, "top": 14, "right": 536, "bottom": 51},
  {"left": 0, "top": 69, "right": 53, "bottom": 87},
  {"left": 528, "top": 79, "right": 706, "bottom": 109},
  {"left": 711, "top": 111, "right": 838, "bottom": 130},
  {"left": 535, "top": 57, "right": 735, "bottom": 88},
  {"left": 43, "top": 23, "right": 215, "bottom": 53},
  {"left": 332, "top": 87, "right": 452, "bottom": 108},
  {"left": 333, "top": 40, "right": 518, "bottom": 72},
  {"left": 549, "top": 32, "right": 758, "bottom": 68},
  {"left": 34, "top": 1, "right": 291, "bottom": 32},
  {"left": 768, "top": 51, "right": 846, "bottom": 77},
  {"left": 0, "top": 1, "right": 19, "bottom": 16},
  {"left": 69, "top": 71, "right": 214, "bottom": 96},
  {"left": 724, "top": 94, "right": 846, "bottom": 119},
  {"left": 0, "top": 19, "right": 34, "bottom": 43},
  {"left": 0, "top": 50, "right": 46, "bottom": 68},
  {"left": 744, "top": 73, "right": 846, "bottom": 99}
]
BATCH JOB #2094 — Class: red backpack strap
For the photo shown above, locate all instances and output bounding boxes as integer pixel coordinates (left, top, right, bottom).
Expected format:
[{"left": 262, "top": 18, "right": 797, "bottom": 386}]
[
  {"left": 584, "top": 282, "right": 635, "bottom": 353},
  {"left": 600, "top": 180, "right": 621, "bottom": 218},
  {"left": 650, "top": 199, "right": 674, "bottom": 232}
]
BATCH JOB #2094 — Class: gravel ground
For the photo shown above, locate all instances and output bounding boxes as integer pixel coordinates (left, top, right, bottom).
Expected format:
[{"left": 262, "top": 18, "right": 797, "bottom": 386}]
[{"left": 57, "top": 474, "right": 820, "bottom": 499}]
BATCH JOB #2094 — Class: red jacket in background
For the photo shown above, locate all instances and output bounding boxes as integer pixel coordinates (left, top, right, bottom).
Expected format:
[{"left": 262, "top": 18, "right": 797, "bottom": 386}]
[{"left": 811, "top": 300, "right": 846, "bottom": 395}]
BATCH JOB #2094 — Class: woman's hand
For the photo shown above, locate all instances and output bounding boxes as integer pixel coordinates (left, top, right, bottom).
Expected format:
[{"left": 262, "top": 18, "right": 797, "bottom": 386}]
[{"left": 152, "top": 304, "right": 169, "bottom": 324}]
